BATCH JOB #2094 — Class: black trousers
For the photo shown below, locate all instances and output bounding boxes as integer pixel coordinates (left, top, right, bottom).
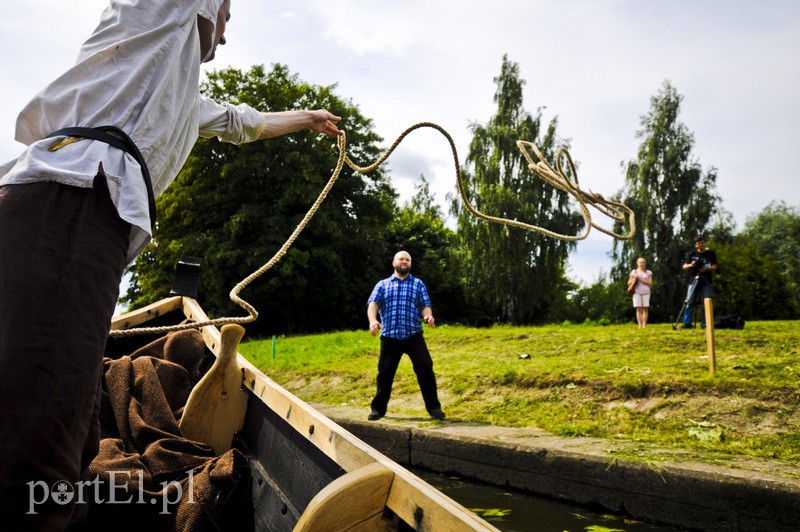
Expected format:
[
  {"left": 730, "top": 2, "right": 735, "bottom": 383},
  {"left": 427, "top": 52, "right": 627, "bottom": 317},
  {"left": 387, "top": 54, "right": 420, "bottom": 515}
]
[
  {"left": 371, "top": 332, "right": 441, "bottom": 415},
  {"left": 0, "top": 178, "right": 130, "bottom": 531}
]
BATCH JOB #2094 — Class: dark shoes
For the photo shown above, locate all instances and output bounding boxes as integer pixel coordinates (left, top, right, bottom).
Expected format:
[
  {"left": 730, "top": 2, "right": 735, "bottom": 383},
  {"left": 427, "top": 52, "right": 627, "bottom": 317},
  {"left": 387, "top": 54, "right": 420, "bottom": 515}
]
[
  {"left": 680, "top": 323, "right": 695, "bottom": 329},
  {"left": 369, "top": 409, "right": 446, "bottom": 420},
  {"left": 429, "top": 409, "right": 446, "bottom": 421}
]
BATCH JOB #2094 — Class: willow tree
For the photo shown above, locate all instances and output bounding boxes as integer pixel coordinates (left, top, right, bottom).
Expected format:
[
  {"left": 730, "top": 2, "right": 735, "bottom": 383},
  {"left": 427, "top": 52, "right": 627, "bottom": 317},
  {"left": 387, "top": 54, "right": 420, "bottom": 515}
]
[
  {"left": 453, "top": 56, "right": 582, "bottom": 324},
  {"left": 612, "top": 81, "right": 720, "bottom": 322}
]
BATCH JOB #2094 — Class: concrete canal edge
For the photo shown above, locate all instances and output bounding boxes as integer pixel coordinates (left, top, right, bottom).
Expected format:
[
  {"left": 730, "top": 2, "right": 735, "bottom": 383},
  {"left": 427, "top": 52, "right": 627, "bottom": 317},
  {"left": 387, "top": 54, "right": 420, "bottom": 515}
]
[{"left": 317, "top": 408, "right": 800, "bottom": 531}]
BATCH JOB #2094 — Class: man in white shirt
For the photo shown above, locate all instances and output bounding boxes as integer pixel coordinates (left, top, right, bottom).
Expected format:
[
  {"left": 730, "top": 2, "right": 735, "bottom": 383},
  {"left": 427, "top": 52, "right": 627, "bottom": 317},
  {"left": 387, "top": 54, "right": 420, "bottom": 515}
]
[{"left": 0, "top": 1, "right": 342, "bottom": 528}]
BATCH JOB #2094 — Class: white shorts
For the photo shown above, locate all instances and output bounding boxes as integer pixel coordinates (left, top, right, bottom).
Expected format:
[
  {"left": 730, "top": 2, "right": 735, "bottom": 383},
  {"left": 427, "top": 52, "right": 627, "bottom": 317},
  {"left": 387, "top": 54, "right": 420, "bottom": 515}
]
[{"left": 633, "top": 293, "right": 650, "bottom": 308}]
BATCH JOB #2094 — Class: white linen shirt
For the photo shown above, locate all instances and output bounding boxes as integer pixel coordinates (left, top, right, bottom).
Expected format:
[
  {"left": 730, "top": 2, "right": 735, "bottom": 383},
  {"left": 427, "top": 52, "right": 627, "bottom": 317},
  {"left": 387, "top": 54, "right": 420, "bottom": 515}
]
[{"left": 0, "top": 0, "right": 266, "bottom": 263}]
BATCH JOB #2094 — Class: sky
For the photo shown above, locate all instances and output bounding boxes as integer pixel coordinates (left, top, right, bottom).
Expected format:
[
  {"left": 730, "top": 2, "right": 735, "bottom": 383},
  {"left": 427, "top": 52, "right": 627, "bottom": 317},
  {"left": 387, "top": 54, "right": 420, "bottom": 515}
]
[{"left": 1, "top": 0, "right": 798, "bottom": 285}]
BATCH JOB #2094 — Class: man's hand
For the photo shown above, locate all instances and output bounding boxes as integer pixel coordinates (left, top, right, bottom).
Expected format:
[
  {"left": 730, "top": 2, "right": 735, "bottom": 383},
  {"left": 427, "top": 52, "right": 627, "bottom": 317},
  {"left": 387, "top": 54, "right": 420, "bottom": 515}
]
[
  {"left": 307, "top": 110, "right": 343, "bottom": 137},
  {"left": 423, "top": 315, "right": 436, "bottom": 328},
  {"left": 369, "top": 320, "right": 382, "bottom": 337}
]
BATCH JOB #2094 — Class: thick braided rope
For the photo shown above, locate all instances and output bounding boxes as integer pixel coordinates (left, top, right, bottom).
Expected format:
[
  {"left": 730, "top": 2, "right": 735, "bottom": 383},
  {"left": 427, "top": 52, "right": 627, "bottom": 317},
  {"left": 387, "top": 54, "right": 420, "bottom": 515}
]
[
  {"left": 110, "top": 122, "right": 634, "bottom": 336},
  {"left": 517, "top": 141, "right": 636, "bottom": 240}
]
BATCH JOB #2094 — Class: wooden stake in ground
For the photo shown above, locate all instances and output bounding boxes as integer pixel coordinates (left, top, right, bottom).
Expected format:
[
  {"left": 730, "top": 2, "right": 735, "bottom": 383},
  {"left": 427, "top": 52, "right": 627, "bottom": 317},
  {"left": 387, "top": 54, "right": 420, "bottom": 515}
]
[{"left": 704, "top": 298, "right": 716, "bottom": 375}]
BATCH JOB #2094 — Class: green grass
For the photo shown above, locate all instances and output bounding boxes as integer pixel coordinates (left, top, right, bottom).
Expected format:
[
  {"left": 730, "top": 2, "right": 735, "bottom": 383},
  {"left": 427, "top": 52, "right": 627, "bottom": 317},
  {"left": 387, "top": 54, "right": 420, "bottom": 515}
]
[{"left": 238, "top": 321, "right": 800, "bottom": 474}]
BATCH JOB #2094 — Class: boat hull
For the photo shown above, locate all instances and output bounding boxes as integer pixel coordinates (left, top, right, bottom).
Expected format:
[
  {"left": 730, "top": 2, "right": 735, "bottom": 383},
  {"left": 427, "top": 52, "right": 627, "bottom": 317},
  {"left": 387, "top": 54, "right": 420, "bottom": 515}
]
[{"left": 110, "top": 296, "right": 496, "bottom": 531}]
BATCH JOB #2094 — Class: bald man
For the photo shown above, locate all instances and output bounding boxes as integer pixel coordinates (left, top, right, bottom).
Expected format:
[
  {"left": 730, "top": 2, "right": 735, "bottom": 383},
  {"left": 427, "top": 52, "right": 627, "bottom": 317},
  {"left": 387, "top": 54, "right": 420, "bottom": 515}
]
[{"left": 366, "top": 251, "right": 445, "bottom": 421}]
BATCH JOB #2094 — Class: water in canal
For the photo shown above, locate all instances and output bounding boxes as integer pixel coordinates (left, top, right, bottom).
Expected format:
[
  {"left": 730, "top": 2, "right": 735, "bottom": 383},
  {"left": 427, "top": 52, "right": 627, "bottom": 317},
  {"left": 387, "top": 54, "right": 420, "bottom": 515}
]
[{"left": 412, "top": 468, "right": 682, "bottom": 532}]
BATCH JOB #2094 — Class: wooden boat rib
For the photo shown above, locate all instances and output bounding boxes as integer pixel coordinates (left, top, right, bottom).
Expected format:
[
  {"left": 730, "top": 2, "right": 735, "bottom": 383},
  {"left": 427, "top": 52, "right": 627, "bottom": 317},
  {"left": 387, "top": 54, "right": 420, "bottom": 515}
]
[{"left": 110, "top": 296, "right": 497, "bottom": 531}]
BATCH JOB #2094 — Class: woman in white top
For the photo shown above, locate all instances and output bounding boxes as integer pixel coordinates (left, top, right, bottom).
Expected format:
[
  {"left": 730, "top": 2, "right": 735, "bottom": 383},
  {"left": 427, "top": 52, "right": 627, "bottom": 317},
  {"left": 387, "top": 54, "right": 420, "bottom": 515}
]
[{"left": 629, "top": 257, "right": 653, "bottom": 328}]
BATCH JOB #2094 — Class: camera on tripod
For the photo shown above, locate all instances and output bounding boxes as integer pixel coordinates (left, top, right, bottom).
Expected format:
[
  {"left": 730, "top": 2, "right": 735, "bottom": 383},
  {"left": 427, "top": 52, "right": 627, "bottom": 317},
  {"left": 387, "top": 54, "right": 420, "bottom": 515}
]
[{"left": 689, "top": 257, "right": 709, "bottom": 275}]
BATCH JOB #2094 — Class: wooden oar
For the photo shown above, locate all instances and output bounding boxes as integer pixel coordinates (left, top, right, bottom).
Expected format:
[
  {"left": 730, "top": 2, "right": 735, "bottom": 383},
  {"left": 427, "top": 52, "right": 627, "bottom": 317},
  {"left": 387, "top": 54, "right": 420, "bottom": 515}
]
[{"left": 179, "top": 324, "right": 249, "bottom": 455}]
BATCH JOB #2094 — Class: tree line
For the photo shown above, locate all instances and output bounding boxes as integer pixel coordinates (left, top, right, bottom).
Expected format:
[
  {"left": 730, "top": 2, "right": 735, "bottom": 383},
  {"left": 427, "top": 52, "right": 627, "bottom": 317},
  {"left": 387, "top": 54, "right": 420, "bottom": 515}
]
[{"left": 123, "top": 59, "right": 800, "bottom": 335}]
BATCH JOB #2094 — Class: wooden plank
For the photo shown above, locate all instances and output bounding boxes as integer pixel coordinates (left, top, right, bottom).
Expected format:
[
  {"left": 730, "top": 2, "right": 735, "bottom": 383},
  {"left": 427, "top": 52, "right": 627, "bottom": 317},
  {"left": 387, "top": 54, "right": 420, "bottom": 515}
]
[
  {"left": 178, "top": 324, "right": 250, "bottom": 454},
  {"left": 247, "top": 457, "right": 303, "bottom": 532},
  {"left": 110, "top": 296, "right": 182, "bottom": 330},
  {"left": 240, "top": 398, "right": 345, "bottom": 531},
  {"left": 387, "top": 474, "right": 497, "bottom": 531},
  {"left": 294, "top": 463, "right": 396, "bottom": 532},
  {"left": 182, "top": 297, "right": 221, "bottom": 352},
  {"left": 241, "top": 365, "right": 376, "bottom": 473}
]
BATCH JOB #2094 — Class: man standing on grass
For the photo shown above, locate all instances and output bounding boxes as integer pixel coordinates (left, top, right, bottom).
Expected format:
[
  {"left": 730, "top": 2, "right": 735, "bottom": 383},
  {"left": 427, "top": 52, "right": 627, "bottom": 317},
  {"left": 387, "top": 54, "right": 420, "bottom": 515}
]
[
  {"left": 367, "top": 251, "right": 445, "bottom": 421},
  {"left": 681, "top": 235, "right": 718, "bottom": 329}
]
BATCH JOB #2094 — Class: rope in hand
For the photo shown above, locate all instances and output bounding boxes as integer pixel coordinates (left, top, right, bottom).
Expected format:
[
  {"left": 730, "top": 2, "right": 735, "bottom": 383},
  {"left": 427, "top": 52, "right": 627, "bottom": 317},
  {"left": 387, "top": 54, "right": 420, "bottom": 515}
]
[{"left": 109, "top": 122, "right": 635, "bottom": 337}]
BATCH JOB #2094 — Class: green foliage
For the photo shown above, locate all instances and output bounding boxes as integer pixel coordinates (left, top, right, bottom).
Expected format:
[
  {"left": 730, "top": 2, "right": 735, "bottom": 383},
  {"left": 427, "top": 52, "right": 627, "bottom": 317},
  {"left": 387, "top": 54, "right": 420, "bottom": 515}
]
[
  {"left": 612, "top": 81, "right": 720, "bottom": 322},
  {"left": 556, "top": 279, "right": 633, "bottom": 325},
  {"left": 713, "top": 237, "right": 796, "bottom": 320},
  {"left": 454, "top": 55, "right": 582, "bottom": 324},
  {"left": 741, "top": 201, "right": 800, "bottom": 315},
  {"left": 706, "top": 207, "right": 737, "bottom": 244},
  {"left": 123, "top": 64, "right": 395, "bottom": 334}
]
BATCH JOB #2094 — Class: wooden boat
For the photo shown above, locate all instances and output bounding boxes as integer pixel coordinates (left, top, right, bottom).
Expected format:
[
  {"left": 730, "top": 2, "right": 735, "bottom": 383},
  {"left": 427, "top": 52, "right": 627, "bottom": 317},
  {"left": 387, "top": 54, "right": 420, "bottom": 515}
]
[{"left": 109, "top": 296, "right": 497, "bottom": 531}]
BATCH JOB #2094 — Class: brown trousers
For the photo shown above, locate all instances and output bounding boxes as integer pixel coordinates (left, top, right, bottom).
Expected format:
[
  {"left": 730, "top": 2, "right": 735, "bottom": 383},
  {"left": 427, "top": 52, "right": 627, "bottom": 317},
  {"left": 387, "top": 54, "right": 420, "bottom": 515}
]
[{"left": 0, "top": 178, "right": 130, "bottom": 530}]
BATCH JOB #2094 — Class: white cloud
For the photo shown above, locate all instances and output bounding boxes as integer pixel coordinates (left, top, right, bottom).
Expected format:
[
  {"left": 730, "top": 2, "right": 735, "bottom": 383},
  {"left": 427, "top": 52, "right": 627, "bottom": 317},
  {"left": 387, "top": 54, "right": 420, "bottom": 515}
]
[{"left": 317, "top": 5, "right": 419, "bottom": 58}]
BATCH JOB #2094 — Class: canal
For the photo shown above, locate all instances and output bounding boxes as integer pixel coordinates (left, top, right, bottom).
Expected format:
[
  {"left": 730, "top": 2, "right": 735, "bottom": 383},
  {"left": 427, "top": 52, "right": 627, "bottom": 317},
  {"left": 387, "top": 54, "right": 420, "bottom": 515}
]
[{"left": 411, "top": 468, "right": 682, "bottom": 531}]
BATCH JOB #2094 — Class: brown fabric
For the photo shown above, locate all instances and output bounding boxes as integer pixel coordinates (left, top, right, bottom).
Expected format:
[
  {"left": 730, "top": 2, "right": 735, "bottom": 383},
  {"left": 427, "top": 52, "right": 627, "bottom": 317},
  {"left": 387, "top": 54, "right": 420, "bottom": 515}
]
[
  {"left": 87, "top": 330, "right": 248, "bottom": 531},
  {"left": 0, "top": 179, "right": 130, "bottom": 531},
  {"left": 129, "top": 328, "right": 206, "bottom": 385}
]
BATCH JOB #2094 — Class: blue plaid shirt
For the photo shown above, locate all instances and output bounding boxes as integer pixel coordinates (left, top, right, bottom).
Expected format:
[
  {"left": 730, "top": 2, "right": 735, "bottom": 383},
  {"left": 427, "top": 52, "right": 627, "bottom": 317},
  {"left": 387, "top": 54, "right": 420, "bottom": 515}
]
[{"left": 367, "top": 274, "right": 432, "bottom": 340}]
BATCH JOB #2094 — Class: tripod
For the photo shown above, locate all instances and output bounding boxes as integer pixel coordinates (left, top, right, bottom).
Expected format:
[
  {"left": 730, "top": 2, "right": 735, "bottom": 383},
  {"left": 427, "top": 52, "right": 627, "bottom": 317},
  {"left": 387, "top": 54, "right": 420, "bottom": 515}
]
[{"left": 672, "top": 275, "right": 708, "bottom": 330}]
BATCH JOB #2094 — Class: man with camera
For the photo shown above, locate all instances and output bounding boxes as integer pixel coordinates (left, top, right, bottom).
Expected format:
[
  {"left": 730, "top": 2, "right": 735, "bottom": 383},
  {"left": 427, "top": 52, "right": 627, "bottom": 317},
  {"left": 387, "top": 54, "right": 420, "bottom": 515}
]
[{"left": 680, "top": 235, "right": 718, "bottom": 328}]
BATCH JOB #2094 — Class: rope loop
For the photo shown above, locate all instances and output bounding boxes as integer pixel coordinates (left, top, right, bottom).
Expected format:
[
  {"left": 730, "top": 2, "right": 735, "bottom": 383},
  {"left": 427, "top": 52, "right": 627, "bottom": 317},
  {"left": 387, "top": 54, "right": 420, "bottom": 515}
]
[{"left": 110, "top": 122, "right": 635, "bottom": 336}]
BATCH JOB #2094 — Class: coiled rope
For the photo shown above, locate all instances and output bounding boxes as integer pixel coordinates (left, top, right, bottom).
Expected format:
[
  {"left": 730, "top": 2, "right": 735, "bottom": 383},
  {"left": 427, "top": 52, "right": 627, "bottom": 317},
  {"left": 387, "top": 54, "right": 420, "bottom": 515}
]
[{"left": 110, "top": 122, "right": 635, "bottom": 337}]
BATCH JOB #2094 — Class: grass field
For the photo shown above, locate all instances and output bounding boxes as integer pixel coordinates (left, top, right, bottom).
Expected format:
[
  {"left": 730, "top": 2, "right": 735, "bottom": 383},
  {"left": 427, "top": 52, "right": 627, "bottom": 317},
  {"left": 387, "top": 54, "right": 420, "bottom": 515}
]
[{"left": 238, "top": 320, "right": 800, "bottom": 475}]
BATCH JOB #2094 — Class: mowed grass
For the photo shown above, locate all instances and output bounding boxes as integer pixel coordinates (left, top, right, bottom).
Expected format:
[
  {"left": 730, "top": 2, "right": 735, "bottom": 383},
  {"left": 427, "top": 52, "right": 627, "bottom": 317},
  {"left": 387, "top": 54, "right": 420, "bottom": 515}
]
[{"left": 238, "top": 321, "right": 800, "bottom": 473}]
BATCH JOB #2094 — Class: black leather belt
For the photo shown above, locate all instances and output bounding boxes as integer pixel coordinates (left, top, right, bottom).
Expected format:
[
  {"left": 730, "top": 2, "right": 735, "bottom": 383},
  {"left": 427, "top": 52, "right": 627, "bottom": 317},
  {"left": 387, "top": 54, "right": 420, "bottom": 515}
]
[{"left": 47, "top": 126, "right": 156, "bottom": 230}]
